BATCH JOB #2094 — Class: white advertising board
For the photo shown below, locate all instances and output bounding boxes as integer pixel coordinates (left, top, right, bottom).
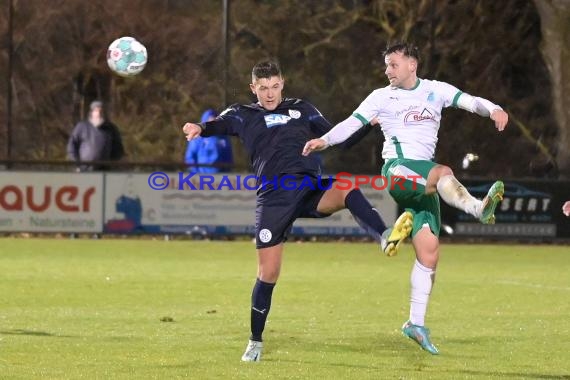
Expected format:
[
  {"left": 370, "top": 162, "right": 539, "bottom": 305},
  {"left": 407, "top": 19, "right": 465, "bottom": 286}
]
[
  {"left": 103, "top": 172, "right": 398, "bottom": 236},
  {"left": 0, "top": 172, "right": 104, "bottom": 233}
]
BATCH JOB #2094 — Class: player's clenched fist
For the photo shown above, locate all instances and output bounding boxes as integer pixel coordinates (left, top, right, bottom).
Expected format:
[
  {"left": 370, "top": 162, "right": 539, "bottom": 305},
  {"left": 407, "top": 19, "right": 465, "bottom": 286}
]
[
  {"left": 183, "top": 123, "right": 202, "bottom": 141},
  {"left": 302, "top": 138, "right": 327, "bottom": 156},
  {"left": 563, "top": 201, "right": 570, "bottom": 217}
]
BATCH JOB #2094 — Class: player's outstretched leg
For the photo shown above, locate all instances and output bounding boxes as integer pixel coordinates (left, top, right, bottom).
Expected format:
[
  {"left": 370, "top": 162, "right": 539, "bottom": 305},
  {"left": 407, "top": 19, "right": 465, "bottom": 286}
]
[
  {"left": 241, "top": 339, "right": 263, "bottom": 362},
  {"left": 401, "top": 320, "right": 439, "bottom": 355},
  {"left": 381, "top": 211, "right": 413, "bottom": 256},
  {"left": 436, "top": 174, "right": 504, "bottom": 224},
  {"left": 479, "top": 181, "right": 504, "bottom": 224}
]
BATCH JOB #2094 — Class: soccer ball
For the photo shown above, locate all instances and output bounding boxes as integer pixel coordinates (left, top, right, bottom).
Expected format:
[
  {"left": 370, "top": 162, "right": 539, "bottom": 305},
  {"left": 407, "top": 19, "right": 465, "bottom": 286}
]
[{"left": 107, "top": 36, "right": 147, "bottom": 77}]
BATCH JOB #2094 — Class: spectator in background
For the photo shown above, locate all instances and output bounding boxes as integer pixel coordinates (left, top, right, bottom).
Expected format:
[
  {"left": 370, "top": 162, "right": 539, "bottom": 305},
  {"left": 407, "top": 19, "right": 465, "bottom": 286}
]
[
  {"left": 185, "top": 109, "right": 233, "bottom": 173},
  {"left": 563, "top": 200, "right": 570, "bottom": 217},
  {"left": 67, "top": 100, "right": 125, "bottom": 172}
]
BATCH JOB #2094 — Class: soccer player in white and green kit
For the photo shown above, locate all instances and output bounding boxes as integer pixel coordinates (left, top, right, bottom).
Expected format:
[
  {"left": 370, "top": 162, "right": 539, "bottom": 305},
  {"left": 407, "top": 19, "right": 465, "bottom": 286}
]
[{"left": 303, "top": 42, "right": 508, "bottom": 355}]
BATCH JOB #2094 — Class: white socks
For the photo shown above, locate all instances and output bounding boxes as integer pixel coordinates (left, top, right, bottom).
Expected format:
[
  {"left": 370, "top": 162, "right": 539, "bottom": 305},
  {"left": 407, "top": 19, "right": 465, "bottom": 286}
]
[
  {"left": 410, "top": 259, "right": 435, "bottom": 326},
  {"left": 436, "top": 175, "right": 482, "bottom": 218},
  {"left": 407, "top": 175, "right": 477, "bottom": 326}
]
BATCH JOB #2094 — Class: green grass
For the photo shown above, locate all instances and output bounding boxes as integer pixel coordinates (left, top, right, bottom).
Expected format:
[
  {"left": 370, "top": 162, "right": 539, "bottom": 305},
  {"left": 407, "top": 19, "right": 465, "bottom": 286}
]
[{"left": 0, "top": 239, "right": 569, "bottom": 379}]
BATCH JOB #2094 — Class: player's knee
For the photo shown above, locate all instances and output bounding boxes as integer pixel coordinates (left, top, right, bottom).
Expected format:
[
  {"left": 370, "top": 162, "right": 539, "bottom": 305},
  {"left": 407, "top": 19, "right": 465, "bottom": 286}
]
[
  {"left": 256, "top": 243, "right": 283, "bottom": 282},
  {"left": 340, "top": 188, "right": 355, "bottom": 202},
  {"left": 426, "top": 165, "right": 454, "bottom": 194},
  {"left": 435, "top": 164, "right": 454, "bottom": 178},
  {"left": 415, "top": 248, "right": 439, "bottom": 269},
  {"left": 318, "top": 187, "right": 350, "bottom": 214},
  {"left": 258, "top": 267, "right": 280, "bottom": 283},
  {"left": 412, "top": 228, "right": 440, "bottom": 268},
  {"left": 329, "top": 186, "right": 352, "bottom": 203}
]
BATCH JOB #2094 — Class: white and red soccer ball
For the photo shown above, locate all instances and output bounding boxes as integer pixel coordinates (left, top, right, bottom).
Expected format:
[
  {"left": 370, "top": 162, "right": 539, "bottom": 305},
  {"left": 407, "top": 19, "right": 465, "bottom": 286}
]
[{"left": 107, "top": 36, "right": 147, "bottom": 77}]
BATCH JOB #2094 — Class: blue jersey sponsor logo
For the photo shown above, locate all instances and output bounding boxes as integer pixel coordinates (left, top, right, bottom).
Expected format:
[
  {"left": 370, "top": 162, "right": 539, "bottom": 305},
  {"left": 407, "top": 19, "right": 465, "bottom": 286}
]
[{"left": 264, "top": 114, "right": 291, "bottom": 128}]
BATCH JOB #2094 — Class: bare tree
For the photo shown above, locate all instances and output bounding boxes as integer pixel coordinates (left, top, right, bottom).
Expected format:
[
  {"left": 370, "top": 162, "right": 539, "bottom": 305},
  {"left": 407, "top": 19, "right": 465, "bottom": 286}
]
[
  {"left": 229, "top": 0, "right": 558, "bottom": 176},
  {"left": 533, "top": 0, "right": 570, "bottom": 178},
  {"left": 0, "top": 0, "right": 561, "bottom": 178},
  {"left": 0, "top": 0, "right": 223, "bottom": 162}
]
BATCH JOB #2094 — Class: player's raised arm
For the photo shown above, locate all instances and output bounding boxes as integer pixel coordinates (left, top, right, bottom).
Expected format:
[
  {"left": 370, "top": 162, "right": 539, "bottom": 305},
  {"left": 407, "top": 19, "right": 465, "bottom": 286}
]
[
  {"left": 455, "top": 92, "right": 509, "bottom": 131},
  {"left": 302, "top": 114, "right": 367, "bottom": 156},
  {"left": 183, "top": 105, "right": 243, "bottom": 141}
]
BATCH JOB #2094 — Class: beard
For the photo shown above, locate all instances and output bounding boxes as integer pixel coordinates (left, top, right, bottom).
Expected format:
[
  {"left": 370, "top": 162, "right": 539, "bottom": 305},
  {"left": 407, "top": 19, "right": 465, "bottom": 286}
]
[{"left": 89, "top": 116, "right": 104, "bottom": 128}]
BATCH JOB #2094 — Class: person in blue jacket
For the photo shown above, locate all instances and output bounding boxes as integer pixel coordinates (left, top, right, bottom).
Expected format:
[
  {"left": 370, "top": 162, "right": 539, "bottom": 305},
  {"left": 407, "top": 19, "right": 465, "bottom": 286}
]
[{"left": 185, "top": 109, "right": 233, "bottom": 173}]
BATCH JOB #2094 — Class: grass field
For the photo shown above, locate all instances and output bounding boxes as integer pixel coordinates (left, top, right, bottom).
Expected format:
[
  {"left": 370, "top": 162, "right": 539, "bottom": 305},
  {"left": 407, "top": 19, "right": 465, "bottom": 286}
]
[{"left": 0, "top": 239, "right": 569, "bottom": 379}]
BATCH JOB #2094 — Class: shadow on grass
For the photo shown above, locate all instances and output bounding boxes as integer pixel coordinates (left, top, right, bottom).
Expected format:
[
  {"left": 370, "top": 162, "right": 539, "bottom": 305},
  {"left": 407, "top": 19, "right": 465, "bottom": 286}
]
[
  {"left": 272, "top": 356, "right": 569, "bottom": 379},
  {"left": 263, "top": 332, "right": 412, "bottom": 370},
  {"left": 265, "top": 332, "right": 570, "bottom": 379},
  {"left": 0, "top": 329, "right": 77, "bottom": 338},
  {"left": 271, "top": 357, "right": 383, "bottom": 371}
]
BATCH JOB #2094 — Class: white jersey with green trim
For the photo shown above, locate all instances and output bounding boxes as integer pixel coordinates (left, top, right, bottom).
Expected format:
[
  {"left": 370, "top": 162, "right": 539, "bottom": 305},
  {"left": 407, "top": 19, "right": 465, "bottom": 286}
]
[{"left": 353, "top": 78, "right": 462, "bottom": 161}]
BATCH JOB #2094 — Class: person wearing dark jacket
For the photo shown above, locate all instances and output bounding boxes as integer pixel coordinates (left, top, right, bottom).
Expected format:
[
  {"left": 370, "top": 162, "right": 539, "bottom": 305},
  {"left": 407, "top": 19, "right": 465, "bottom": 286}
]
[{"left": 67, "top": 100, "right": 125, "bottom": 171}]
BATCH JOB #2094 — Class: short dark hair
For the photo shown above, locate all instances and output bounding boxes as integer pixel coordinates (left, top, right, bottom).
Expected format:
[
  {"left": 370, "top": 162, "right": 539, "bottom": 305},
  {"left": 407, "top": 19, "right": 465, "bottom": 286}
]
[
  {"left": 252, "top": 59, "right": 282, "bottom": 80},
  {"left": 383, "top": 42, "right": 420, "bottom": 63}
]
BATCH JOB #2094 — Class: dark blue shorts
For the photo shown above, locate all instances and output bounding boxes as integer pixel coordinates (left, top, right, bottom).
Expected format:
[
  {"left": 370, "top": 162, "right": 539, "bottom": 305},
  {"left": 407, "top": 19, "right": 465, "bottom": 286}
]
[{"left": 255, "top": 175, "right": 334, "bottom": 248}]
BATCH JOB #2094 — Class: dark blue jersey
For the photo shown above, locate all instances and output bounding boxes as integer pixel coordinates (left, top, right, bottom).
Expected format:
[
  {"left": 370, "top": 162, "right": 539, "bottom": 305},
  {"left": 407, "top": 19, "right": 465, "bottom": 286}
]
[{"left": 201, "top": 98, "right": 332, "bottom": 179}]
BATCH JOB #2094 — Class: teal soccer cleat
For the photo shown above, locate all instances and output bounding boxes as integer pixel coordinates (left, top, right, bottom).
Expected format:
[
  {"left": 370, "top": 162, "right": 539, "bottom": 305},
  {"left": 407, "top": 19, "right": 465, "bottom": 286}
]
[
  {"left": 479, "top": 181, "right": 504, "bottom": 224},
  {"left": 402, "top": 320, "right": 440, "bottom": 355}
]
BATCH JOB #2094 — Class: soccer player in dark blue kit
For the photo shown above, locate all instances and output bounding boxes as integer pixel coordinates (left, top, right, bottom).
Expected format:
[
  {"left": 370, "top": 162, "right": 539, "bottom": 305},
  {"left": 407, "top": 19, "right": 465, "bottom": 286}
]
[{"left": 182, "top": 59, "right": 413, "bottom": 362}]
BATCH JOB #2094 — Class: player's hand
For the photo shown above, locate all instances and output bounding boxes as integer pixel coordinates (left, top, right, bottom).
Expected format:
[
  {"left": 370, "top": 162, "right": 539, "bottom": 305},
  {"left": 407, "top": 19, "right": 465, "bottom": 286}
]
[
  {"left": 182, "top": 123, "right": 202, "bottom": 141},
  {"left": 302, "top": 138, "right": 328, "bottom": 156},
  {"left": 562, "top": 201, "right": 570, "bottom": 217},
  {"left": 491, "top": 109, "right": 508, "bottom": 131}
]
